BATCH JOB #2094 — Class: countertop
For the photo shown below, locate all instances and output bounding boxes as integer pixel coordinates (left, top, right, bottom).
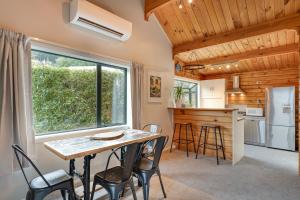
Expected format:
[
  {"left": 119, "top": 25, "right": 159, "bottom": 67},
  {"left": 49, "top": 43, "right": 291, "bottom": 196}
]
[{"left": 168, "top": 107, "right": 238, "bottom": 112}]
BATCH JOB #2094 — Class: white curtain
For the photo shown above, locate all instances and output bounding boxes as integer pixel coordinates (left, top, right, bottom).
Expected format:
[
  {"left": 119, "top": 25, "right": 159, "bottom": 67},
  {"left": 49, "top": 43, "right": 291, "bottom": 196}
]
[
  {"left": 0, "top": 29, "right": 34, "bottom": 175},
  {"left": 131, "top": 62, "right": 144, "bottom": 129}
]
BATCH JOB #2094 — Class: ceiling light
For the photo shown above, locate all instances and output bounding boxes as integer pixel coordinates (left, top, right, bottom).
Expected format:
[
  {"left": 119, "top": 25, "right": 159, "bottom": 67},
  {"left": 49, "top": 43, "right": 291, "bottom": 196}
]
[
  {"left": 210, "top": 68, "right": 214, "bottom": 70},
  {"left": 235, "top": 63, "right": 238, "bottom": 67},
  {"left": 226, "top": 64, "right": 230, "bottom": 69},
  {"left": 218, "top": 66, "right": 222, "bottom": 70},
  {"left": 179, "top": 3, "right": 183, "bottom": 8},
  {"left": 188, "top": 0, "right": 193, "bottom": 3}
]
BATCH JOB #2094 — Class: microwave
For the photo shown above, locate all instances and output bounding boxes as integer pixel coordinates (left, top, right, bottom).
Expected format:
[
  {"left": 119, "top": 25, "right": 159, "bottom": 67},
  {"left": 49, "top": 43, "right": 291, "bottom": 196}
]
[{"left": 246, "top": 108, "right": 263, "bottom": 116}]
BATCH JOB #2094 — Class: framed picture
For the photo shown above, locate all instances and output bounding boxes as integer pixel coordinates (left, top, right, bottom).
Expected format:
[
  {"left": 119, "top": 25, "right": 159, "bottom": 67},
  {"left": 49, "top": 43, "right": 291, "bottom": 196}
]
[{"left": 148, "top": 71, "right": 163, "bottom": 103}]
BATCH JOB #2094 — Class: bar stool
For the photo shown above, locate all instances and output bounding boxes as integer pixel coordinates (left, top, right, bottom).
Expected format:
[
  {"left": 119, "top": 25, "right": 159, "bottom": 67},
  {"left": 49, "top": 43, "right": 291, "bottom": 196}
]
[
  {"left": 195, "top": 124, "right": 225, "bottom": 165},
  {"left": 170, "top": 122, "right": 196, "bottom": 157}
]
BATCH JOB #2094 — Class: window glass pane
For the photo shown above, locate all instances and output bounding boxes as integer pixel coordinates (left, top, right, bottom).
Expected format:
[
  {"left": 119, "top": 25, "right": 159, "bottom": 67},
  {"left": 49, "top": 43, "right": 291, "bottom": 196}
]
[
  {"left": 101, "top": 66, "right": 126, "bottom": 126},
  {"left": 174, "top": 79, "right": 198, "bottom": 108},
  {"left": 32, "top": 50, "right": 97, "bottom": 135}
]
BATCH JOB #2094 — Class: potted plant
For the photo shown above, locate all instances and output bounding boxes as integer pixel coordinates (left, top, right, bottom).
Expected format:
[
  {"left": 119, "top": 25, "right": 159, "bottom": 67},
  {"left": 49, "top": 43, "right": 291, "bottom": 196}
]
[{"left": 174, "top": 85, "right": 184, "bottom": 108}]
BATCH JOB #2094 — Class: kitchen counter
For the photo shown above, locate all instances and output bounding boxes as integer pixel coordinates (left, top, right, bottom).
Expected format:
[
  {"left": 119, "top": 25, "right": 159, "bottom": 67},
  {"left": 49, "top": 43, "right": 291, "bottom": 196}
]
[{"left": 169, "top": 107, "right": 244, "bottom": 165}]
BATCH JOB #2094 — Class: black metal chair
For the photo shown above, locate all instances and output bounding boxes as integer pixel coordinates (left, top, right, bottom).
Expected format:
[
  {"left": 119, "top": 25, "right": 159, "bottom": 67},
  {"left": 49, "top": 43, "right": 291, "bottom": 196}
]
[
  {"left": 141, "top": 124, "right": 162, "bottom": 158},
  {"left": 142, "top": 124, "right": 162, "bottom": 134},
  {"left": 133, "top": 136, "right": 168, "bottom": 200},
  {"left": 90, "top": 143, "right": 139, "bottom": 200},
  {"left": 12, "top": 144, "right": 76, "bottom": 200}
]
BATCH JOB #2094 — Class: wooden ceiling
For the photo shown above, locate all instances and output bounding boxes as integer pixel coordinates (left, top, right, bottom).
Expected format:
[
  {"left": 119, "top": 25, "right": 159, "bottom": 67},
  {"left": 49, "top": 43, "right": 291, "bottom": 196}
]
[{"left": 145, "top": 0, "right": 300, "bottom": 75}]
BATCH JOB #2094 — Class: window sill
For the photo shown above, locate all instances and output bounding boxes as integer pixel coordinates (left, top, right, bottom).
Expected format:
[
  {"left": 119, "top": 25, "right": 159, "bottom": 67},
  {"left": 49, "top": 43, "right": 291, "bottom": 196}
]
[{"left": 35, "top": 125, "right": 130, "bottom": 144}]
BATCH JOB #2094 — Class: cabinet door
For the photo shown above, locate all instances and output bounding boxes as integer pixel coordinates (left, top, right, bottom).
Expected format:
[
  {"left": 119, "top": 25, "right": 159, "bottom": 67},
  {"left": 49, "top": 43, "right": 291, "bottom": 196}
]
[{"left": 200, "top": 79, "right": 225, "bottom": 99}]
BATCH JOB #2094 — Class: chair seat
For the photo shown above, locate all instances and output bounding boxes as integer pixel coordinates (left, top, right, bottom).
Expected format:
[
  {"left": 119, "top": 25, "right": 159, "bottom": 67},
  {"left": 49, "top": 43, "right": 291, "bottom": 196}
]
[
  {"left": 30, "top": 169, "right": 71, "bottom": 189},
  {"left": 95, "top": 166, "right": 125, "bottom": 184}
]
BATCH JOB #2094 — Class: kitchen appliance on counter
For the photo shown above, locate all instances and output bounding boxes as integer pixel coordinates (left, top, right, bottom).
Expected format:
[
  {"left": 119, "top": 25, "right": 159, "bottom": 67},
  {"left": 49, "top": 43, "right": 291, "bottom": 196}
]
[
  {"left": 265, "top": 86, "right": 295, "bottom": 151},
  {"left": 246, "top": 108, "right": 263, "bottom": 116},
  {"left": 244, "top": 112, "right": 266, "bottom": 146}
]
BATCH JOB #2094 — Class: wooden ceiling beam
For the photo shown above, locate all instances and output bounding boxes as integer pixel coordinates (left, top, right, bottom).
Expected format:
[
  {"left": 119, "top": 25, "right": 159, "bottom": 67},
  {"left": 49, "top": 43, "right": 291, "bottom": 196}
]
[
  {"left": 173, "top": 14, "right": 300, "bottom": 56},
  {"left": 185, "top": 44, "right": 299, "bottom": 66},
  {"left": 144, "top": 0, "right": 173, "bottom": 21}
]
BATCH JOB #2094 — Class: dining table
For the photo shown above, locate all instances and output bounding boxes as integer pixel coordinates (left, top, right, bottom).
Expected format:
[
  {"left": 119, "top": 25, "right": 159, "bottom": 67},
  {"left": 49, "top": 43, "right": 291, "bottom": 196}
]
[{"left": 44, "top": 129, "right": 160, "bottom": 200}]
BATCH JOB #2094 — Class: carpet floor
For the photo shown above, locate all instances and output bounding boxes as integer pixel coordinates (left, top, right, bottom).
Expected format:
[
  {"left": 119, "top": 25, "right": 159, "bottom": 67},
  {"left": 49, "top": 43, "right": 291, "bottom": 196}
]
[
  {"left": 123, "top": 145, "right": 300, "bottom": 200},
  {"left": 53, "top": 145, "right": 300, "bottom": 200}
]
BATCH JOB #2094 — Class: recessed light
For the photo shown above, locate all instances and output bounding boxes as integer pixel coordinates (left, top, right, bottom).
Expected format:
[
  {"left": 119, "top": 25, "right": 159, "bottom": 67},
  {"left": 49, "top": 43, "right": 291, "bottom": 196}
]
[
  {"left": 179, "top": 4, "right": 183, "bottom": 9},
  {"left": 226, "top": 64, "right": 230, "bottom": 69},
  {"left": 188, "top": 0, "right": 193, "bottom": 3},
  {"left": 235, "top": 64, "right": 238, "bottom": 67},
  {"left": 219, "top": 67, "right": 222, "bottom": 70}
]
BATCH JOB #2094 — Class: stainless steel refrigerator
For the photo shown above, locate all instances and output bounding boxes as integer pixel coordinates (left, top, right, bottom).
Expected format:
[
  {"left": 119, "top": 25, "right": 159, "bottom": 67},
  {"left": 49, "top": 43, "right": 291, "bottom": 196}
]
[{"left": 265, "top": 86, "right": 295, "bottom": 151}]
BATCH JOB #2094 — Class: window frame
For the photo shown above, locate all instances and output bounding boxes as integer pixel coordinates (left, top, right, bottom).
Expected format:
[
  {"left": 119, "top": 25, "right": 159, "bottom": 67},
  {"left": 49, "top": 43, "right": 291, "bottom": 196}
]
[
  {"left": 31, "top": 48, "right": 128, "bottom": 136},
  {"left": 174, "top": 77, "right": 200, "bottom": 108}
]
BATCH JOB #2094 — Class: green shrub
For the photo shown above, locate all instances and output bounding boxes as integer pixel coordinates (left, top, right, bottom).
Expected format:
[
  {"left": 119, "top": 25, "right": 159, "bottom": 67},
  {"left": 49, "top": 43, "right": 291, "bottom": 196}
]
[{"left": 32, "top": 65, "right": 124, "bottom": 135}]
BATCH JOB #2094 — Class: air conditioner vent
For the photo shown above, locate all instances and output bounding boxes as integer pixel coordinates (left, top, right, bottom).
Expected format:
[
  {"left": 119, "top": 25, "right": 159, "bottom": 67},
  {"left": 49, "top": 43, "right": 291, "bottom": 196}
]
[
  {"left": 70, "top": 0, "right": 132, "bottom": 41},
  {"left": 77, "top": 17, "right": 124, "bottom": 38}
]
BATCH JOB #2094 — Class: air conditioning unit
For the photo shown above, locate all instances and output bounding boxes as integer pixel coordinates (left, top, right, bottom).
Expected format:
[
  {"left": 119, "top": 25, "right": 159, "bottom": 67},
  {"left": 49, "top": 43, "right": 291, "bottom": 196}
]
[{"left": 70, "top": 0, "right": 132, "bottom": 41}]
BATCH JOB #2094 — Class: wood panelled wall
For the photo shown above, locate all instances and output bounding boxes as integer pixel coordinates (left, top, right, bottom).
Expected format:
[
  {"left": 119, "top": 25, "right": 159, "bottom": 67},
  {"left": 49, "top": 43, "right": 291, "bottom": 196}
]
[
  {"left": 173, "top": 109, "right": 234, "bottom": 160},
  {"left": 204, "top": 68, "right": 299, "bottom": 151},
  {"left": 175, "top": 70, "right": 202, "bottom": 80}
]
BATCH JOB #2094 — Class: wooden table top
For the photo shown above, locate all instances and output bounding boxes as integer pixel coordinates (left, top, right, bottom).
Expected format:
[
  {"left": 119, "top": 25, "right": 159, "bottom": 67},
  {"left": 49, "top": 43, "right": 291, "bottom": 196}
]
[{"left": 44, "top": 129, "right": 160, "bottom": 160}]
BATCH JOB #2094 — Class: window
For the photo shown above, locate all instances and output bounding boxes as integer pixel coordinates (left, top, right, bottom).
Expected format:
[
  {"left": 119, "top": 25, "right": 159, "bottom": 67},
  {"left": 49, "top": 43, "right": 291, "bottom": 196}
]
[
  {"left": 32, "top": 50, "right": 127, "bottom": 135},
  {"left": 174, "top": 79, "right": 198, "bottom": 108}
]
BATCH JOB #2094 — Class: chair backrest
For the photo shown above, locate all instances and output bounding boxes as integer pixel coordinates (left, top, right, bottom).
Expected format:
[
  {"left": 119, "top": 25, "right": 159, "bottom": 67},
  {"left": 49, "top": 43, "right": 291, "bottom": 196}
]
[
  {"left": 12, "top": 144, "right": 50, "bottom": 188},
  {"left": 142, "top": 124, "right": 162, "bottom": 134},
  {"left": 152, "top": 136, "right": 168, "bottom": 169},
  {"left": 121, "top": 143, "right": 139, "bottom": 181}
]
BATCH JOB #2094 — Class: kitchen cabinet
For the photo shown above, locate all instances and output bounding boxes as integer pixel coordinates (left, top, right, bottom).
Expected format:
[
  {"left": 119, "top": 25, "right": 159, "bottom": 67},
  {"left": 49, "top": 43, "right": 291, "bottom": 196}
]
[
  {"left": 200, "top": 79, "right": 225, "bottom": 108},
  {"left": 200, "top": 79, "right": 225, "bottom": 98}
]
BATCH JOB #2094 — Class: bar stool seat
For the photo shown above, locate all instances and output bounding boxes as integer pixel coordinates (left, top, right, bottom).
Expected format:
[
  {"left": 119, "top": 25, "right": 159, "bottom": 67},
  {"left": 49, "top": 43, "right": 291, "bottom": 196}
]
[
  {"left": 195, "top": 124, "right": 225, "bottom": 165},
  {"left": 170, "top": 122, "right": 196, "bottom": 157}
]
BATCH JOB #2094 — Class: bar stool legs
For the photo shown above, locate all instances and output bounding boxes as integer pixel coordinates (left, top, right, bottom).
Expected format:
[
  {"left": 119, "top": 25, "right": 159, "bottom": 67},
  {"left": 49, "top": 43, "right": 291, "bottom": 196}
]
[
  {"left": 195, "top": 125, "right": 226, "bottom": 165},
  {"left": 218, "top": 126, "right": 226, "bottom": 160},
  {"left": 190, "top": 125, "right": 197, "bottom": 154},
  {"left": 213, "top": 127, "right": 219, "bottom": 164},
  {"left": 170, "top": 123, "right": 196, "bottom": 157},
  {"left": 170, "top": 123, "right": 177, "bottom": 153}
]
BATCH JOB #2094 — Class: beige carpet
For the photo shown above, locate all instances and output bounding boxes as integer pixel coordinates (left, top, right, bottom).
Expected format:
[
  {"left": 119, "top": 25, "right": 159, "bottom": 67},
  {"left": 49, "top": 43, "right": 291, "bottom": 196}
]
[
  {"left": 124, "top": 145, "right": 300, "bottom": 200},
  {"left": 52, "top": 145, "right": 300, "bottom": 200}
]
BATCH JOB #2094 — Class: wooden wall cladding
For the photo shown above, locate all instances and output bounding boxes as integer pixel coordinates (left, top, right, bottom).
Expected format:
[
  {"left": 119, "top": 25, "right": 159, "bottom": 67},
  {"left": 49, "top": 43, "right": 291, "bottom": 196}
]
[
  {"left": 175, "top": 69, "right": 203, "bottom": 80},
  {"left": 204, "top": 68, "right": 299, "bottom": 151},
  {"left": 172, "top": 109, "right": 234, "bottom": 160}
]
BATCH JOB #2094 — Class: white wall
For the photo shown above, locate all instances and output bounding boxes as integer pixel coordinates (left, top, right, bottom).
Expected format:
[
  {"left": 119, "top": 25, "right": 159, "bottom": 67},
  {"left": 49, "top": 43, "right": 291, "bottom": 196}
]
[{"left": 0, "top": 0, "right": 174, "bottom": 199}]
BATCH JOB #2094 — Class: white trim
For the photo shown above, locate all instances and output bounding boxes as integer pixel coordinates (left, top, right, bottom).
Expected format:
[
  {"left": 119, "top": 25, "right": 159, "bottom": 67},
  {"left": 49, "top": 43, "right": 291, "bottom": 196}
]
[
  {"left": 31, "top": 37, "right": 131, "bottom": 68},
  {"left": 35, "top": 125, "right": 130, "bottom": 143}
]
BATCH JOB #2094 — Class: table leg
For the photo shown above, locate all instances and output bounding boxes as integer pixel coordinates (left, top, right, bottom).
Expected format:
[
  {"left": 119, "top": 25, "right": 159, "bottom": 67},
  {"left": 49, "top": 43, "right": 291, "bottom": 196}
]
[
  {"left": 69, "top": 159, "right": 75, "bottom": 176},
  {"left": 83, "top": 154, "right": 96, "bottom": 200}
]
